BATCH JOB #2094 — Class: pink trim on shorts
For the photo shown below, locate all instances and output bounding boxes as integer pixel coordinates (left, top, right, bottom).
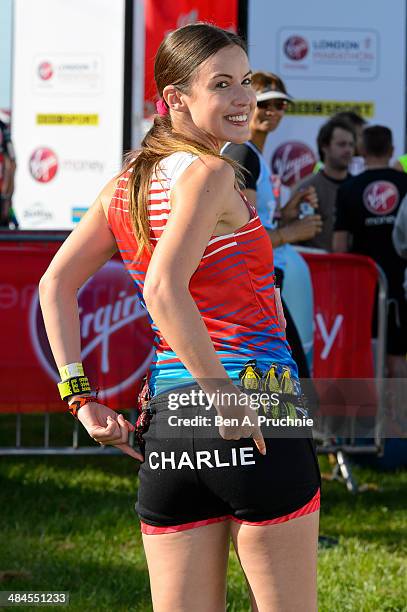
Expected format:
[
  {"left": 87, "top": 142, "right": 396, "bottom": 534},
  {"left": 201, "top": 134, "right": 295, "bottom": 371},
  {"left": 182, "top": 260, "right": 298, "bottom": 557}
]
[
  {"left": 140, "top": 514, "right": 230, "bottom": 535},
  {"left": 140, "top": 488, "right": 320, "bottom": 535},
  {"left": 231, "top": 488, "right": 320, "bottom": 526}
]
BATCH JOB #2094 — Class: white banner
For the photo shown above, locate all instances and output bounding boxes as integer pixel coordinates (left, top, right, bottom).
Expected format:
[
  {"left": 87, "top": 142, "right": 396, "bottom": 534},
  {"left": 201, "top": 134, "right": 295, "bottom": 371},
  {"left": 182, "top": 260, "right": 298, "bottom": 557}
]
[
  {"left": 12, "top": 0, "right": 127, "bottom": 229},
  {"left": 0, "top": 0, "right": 12, "bottom": 112},
  {"left": 248, "top": 0, "right": 406, "bottom": 189}
]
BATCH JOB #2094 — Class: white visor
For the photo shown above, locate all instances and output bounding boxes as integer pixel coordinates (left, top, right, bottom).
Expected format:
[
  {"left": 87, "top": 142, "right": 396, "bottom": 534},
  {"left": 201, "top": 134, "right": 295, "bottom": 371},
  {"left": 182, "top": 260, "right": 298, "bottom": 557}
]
[{"left": 256, "top": 89, "right": 293, "bottom": 103}]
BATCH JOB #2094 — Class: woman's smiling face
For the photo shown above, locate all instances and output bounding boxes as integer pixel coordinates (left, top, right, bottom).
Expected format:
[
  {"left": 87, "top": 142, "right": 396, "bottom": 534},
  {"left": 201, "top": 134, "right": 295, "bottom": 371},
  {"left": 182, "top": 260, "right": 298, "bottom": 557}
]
[{"left": 167, "top": 45, "right": 256, "bottom": 149}]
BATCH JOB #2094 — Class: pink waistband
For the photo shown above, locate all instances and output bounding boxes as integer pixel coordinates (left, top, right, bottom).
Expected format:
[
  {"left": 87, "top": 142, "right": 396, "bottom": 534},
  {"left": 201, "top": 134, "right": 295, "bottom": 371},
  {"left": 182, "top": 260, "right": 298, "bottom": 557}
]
[{"left": 140, "top": 488, "right": 320, "bottom": 535}]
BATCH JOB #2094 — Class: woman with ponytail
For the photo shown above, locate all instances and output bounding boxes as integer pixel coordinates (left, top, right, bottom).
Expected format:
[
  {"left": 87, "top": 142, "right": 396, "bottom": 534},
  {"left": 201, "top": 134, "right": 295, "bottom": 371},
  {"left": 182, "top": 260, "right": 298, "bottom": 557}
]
[{"left": 39, "top": 23, "right": 321, "bottom": 611}]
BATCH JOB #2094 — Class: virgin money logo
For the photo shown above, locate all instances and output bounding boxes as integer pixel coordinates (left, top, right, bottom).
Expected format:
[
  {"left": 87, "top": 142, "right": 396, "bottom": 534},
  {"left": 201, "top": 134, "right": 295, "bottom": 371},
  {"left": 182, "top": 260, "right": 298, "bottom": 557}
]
[
  {"left": 363, "top": 181, "right": 399, "bottom": 215},
  {"left": 271, "top": 142, "right": 316, "bottom": 187},
  {"left": 284, "top": 36, "right": 309, "bottom": 61},
  {"left": 29, "top": 148, "right": 58, "bottom": 183},
  {"left": 30, "top": 260, "right": 154, "bottom": 401},
  {"left": 38, "top": 62, "right": 53, "bottom": 80},
  {"left": 23, "top": 202, "right": 53, "bottom": 225}
]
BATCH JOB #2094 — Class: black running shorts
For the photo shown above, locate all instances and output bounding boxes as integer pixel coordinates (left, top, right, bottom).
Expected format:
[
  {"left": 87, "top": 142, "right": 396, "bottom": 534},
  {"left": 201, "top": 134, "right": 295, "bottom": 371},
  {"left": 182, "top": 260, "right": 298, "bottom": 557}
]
[{"left": 135, "top": 386, "right": 321, "bottom": 534}]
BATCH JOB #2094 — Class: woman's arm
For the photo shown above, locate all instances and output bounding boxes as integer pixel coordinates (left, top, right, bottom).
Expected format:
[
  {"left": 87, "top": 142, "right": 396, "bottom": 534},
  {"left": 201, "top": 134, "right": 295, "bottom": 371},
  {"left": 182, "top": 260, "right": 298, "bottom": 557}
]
[
  {"left": 38, "top": 179, "right": 142, "bottom": 460},
  {"left": 39, "top": 179, "right": 118, "bottom": 368}
]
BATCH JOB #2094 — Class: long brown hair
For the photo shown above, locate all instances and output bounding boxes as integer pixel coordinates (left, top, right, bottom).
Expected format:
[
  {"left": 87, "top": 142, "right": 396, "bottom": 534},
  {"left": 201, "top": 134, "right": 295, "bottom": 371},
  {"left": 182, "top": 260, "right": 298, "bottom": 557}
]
[{"left": 122, "top": 23, "right": 247, "bottom": 255}]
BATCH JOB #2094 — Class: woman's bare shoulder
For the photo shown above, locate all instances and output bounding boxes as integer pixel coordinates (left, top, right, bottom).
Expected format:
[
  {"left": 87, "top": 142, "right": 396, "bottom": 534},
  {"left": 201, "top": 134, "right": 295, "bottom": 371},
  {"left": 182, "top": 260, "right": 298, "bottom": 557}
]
[
  {"left": 190, "top": 154, "right": 235, "bottom": 179},
  {"left": 99, "top": 176, "right": 122, "bottom": 218},
  {"left": 174, "top": 154, "right": 235, "bottom": 198}
]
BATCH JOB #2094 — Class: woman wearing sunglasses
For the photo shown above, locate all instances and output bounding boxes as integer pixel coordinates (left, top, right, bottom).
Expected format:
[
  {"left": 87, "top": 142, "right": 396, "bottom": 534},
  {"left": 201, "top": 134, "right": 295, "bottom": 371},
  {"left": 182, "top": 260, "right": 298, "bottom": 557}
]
[{"left": 224, "top": 71, "right": 322, "bottom": 377}]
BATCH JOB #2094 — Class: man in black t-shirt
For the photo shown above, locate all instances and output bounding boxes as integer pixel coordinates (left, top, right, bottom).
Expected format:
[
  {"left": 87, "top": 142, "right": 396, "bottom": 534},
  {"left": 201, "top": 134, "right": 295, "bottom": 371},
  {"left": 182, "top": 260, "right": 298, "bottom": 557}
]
[{"left": 334, "top": 125, "right": 407, "bottom": 376}]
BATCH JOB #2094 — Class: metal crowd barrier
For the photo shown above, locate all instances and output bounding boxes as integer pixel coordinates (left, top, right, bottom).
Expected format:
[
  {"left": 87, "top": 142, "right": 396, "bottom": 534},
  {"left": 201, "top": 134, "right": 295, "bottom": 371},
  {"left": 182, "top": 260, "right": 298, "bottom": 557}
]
[
  {"left": 296, "top": 247, "right": 389, "bottom": 492},
  {"left": 0, "top": 234, "right": 389, "bottom": 493},
  {"left": 2, "top": 409, "right": 139, "bottom": 456}
]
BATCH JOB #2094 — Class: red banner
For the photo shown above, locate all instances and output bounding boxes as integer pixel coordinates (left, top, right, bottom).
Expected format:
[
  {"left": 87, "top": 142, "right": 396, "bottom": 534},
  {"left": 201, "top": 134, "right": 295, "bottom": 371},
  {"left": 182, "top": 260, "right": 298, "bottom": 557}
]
[
  {"left": 302, "top": 252, "right": 378, "bottom": 378},
  {"left": 0, "top": 236, "right": 154, "bottom": 413},
  {"left": 144, "top": 0, "right": 238, "bottom": 116},
  {"left": 1, "top": 239, "right": 379, "bottom": 414}
]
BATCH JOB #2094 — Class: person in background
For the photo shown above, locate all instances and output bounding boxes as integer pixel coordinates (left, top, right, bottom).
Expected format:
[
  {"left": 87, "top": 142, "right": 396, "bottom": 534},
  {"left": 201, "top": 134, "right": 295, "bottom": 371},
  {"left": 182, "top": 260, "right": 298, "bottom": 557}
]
[
  {"left": 392, "top": 194, "right": 407, "bottom": 300},
  {"left": 0, "top": 110, "right": 17, "bottom": 228},
  {"left": 313, "top": 111, "right": 367, "bottom": 176},
  {"left": 293, "top": 117, "right": 355, "bottom": 251},
  {"left": 333, "top": 125, "right": 407, "bottom": 377},
  {"left": 223, "top": 71, "right": 322, "bottom": 378},
  {"left": 332, "top": 111, "right": 367, "bottom": 175},
  {"left": 393, "top": 154, "right": 407, "bottom": 173},
  {"left": 393, "top": 194, "right": 407, "bottom": 259}
]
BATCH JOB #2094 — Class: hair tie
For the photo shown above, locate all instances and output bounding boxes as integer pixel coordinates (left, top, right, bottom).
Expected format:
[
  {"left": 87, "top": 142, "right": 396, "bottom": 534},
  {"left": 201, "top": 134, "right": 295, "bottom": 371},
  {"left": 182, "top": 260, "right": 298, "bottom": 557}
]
[{"left": 156, "top": 99, "right": 169, "bottom": 116}]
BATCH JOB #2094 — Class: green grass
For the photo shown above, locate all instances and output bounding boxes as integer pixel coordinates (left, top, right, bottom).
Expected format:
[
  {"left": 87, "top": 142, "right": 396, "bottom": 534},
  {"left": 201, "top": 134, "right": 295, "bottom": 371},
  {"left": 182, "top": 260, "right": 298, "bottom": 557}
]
[{"left": 0, "top": 419, "right": 406, "bottom": 611}]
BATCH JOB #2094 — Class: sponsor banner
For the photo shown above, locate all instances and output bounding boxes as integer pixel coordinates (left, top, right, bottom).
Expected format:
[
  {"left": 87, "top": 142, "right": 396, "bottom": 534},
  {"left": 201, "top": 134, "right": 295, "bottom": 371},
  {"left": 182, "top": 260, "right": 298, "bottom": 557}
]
[
  {"left": 0, "top": 0, "right": 12, "bottom": 110},
  {"left": 278, "top": 28, "right": 378, "bottom": 80},
  {"left": 26, "top": 148, "right": 104, "bottom": 187},
  {"left": 21, "top": 202, "right": 54, "bottom": 226},
  {"left": 72, "top": 207, "right": 88, "bottom": 224},
  {"left": 0, "top": 240, "right": 154, "bottom": 413},
  {"left": 36, "top": 114, "right": 99, "bottom": 126},
  {"left": 271, "top": 141, "right": 317, "bottom": 187},
  {"left": 29, "top": 147, "right": 58, "bottom": 183},
  {"left": 301, "top": 252, "right": 377, "bottom": 378},
  {"left": 286, "top": 100, "right": 374, "bottom": 117},
  {"left": 144, "top": 0, "right": 238, "bottom": 117},
  {"left": 248, "top": 0, "right": 406, "bottom": 187},
  {"left": 12, "top": 0, "right": 128, "bottom": 229},
  {"left": 0, "top": 241, "right": 389, "bottom": 413},
  {"left": 33, "top": 54, "right": 103, "bottom": 95}
]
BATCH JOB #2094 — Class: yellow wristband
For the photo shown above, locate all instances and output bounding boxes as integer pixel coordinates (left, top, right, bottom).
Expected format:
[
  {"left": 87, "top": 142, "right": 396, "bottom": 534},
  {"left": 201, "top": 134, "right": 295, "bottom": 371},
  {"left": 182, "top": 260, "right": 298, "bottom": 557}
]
[
  {"left": 58, "top": 376, "right": 91, "bottom": 401},
  {"left": 59, "top": 362, "right": 84, "bottom": 381}
]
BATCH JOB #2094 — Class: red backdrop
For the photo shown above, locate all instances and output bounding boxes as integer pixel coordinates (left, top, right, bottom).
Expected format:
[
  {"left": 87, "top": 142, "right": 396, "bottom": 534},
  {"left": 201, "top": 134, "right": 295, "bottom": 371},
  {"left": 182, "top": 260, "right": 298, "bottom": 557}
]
[
  {"left": 0, "top": 237, "right": 154, "bottom": 413},
  {"left": 302, "top": 252, "right": 378, "bottom": 378},
  {"left": 144, "top": 0, "right": 239, "bottom": 116},
  {"left": 0, "top": 240, "right": 379, "bottom": 414}
]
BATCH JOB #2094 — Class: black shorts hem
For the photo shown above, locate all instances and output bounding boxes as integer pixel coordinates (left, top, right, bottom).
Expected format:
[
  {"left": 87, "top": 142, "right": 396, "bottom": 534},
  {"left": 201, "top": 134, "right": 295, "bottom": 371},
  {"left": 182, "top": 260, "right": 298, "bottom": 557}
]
[{"left": 136, "top": 483, "right": 321, "bottom": 531}]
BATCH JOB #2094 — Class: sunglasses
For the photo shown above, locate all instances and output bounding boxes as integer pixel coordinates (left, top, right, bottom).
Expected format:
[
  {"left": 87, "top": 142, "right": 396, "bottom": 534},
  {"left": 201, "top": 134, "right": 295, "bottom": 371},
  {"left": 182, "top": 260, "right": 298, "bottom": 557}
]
[{"left": 257, "top": 100, "right": 288, "bottom": 111}]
